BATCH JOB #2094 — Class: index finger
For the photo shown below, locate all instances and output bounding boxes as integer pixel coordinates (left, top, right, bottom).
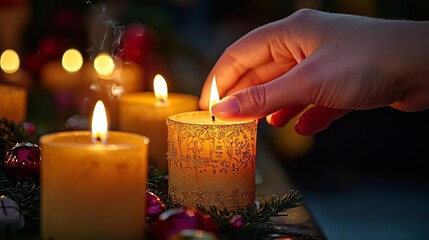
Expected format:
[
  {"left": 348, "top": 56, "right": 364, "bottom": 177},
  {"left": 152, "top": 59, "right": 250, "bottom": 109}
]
[{"left": 199, "top": 20, "right": 289, "bottom": 109}]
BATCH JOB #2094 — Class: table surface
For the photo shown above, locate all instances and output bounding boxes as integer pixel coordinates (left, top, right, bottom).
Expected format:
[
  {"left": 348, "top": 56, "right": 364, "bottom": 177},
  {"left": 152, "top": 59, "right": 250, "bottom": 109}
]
[{"left": 255, "top": 141, "right": 325, "bottom": 240}]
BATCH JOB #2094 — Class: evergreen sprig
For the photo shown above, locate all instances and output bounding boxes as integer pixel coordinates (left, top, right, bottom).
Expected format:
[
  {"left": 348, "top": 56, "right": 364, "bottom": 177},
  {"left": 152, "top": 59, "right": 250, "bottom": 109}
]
[
  {"left": 0, "top": 173, "right": 40, "bottom": 235},
  {"left": 197, "top": 189, "right": 302, "bottom": 239}
]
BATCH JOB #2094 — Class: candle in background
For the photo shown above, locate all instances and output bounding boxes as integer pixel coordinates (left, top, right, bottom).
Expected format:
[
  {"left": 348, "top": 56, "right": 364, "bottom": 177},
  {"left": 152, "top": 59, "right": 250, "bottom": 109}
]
[
  {"left": 119, "top": 74, "right": 198, "bottom": 172},
  {"left": 79, "top": 53, "right": 144, "bottom": 129},
  {"left": 0, "top": 49, "right": 33, "bottom": 88},
  {"left": 0, "top": 84, "right": 27, "bottom": 123},
  {"left": 167, "top": 77, "right": 258, "bottom": 209},
  {"left": 40, "top": 48, "right": 84, "bottom": 92},
  {"left": 41, "top": 100, "right": 149, "bottom": 240}
]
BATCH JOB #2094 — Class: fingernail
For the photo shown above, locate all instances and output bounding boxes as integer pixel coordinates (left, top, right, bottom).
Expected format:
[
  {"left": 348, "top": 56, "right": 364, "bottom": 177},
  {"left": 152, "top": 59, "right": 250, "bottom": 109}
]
[{"left": 212, "top": 97, "right": 240, "bottom": 117}]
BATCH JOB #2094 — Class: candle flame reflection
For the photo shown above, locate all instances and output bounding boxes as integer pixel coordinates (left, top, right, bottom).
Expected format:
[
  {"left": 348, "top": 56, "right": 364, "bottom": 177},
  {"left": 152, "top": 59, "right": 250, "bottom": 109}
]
[
  {"left": 0, "top": 49, "right": 20, "bottom": 74},
  {"left": 209, "top": 75, "right": 220, "bottom": 118},
  {"left": 91, "top": 100, "right": 108, "bottom": 144},
  {"left": 62, "top": 49, "right": 83, "bottom": 73},
  {"left": 94, "top": 53, "right": 115, "bottom": 77},
  {"left": 154, "top": 74, "right": 168, "bottom": 105}
]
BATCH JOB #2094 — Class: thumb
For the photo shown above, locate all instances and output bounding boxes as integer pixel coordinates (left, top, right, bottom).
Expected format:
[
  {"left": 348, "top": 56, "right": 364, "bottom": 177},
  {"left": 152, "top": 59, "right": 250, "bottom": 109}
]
[{"left": 212, "top": 59, "right": 320, "bottom": 121}]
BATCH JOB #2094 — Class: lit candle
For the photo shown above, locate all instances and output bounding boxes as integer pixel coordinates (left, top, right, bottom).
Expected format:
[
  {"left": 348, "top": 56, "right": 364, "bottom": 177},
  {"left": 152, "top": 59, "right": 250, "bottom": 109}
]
[
  {"left": 0, "top": 49, "right": 32, "bottom": 88},
  {"left": 40, "top": 48, "right": 84, "bottom": 92},
  {"left": 79, "top": 54, "right": 144, "bottom": 129},
  {"left": 41, "top": 100, "right": 149, "bottom": 240},
  {"left": 167, "top": 76, "right": 258, "bottom": 209},
  {"left": 0, "top": 84, "right": 27, "bottom": 122},
  {"left": 119, "top": 74, "right": 199, "bottom": 172}
]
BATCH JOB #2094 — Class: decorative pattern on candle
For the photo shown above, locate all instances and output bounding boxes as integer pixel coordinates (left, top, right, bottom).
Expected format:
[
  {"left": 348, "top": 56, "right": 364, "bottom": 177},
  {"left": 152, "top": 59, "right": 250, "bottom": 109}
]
[{"left": 167, "top": 111, "right": 257, "bottom": 209}]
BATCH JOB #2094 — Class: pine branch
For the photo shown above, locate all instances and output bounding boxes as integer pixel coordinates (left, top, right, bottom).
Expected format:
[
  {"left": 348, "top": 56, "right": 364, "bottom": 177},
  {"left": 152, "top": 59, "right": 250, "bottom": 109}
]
[
  {"left": 0, "top": 173, "right": 40, "bottom": 235},
  {"left": 197, "top": 189, "right": 302, "bottom": 239}
]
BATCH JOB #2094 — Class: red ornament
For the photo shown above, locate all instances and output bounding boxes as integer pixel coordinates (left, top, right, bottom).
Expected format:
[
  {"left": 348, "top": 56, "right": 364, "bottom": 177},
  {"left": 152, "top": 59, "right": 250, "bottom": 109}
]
[
  {"left": 146, "top": 191, "right": 167, "bottom": 221},
  {"left": 118, "top": 22, "right": 155, "bottom": 64},
  {"left": 169, "top": 230, "right": 219, "bottom": 240},
  {"left": 4, "top": 142, "right": 41, "bottom": 180},
  {"left": 151, "top": 207, "right": 218, "bottom": 240},
  {"left": 230, "top": 215, "right": 245, "bottom": 229},
  {"left": 20, "top": 122, "right": 36, "bottom": 138}
]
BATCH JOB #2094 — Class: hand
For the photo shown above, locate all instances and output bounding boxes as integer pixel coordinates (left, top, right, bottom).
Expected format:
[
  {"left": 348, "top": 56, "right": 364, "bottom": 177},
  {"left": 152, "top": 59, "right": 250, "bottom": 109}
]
[{"left": 199, "top": 9, "right": 429, "bottom": 135}]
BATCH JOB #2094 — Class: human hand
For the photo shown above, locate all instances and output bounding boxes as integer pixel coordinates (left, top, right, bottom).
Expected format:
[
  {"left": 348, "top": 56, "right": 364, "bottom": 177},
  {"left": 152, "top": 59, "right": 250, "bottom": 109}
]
[{"left": 199, "top": 9, "right": 429, "bottom": 135}]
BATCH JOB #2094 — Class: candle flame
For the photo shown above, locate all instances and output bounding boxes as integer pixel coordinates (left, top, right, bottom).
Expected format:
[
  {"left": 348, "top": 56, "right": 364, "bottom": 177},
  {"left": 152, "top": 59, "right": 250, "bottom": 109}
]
[
  {"left": 0, "top": 49, "right": 20, "bottom": 74},
  {"left": 209, "top": 76, "right": 220, "bottom": 117},
  {"left": 154, "top": 74, "right": 168, "bottom": 104},
  {"left": 62, "top": 49, "right": 83, "bottom": 73},
  {"left": 91, "top": 100, "right": 108, "bottom": 144},
  {"left": 94, "top": 53, "right": 115, "bottom": 77}
]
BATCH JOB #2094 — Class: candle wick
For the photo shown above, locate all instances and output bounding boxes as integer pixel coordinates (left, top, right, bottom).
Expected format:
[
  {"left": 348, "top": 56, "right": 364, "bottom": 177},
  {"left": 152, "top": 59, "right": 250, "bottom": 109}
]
[
  {"left": 212, "top": 115, "right": 215, "bottom": 122},
  {"left": 96, "top": 136, "right": 102, "bottom": 143}
]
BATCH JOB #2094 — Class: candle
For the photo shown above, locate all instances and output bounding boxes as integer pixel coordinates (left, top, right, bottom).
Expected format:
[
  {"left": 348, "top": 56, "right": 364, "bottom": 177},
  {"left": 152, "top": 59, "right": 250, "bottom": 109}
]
[
  {"left": 41, "top": 101, "right": 149, "bottom": 240},
  {"left": 79, "top": 54, "right": 144, "bottom": 129},
  {"left": 119, "top": 74, "right": 198, "bottom": 172},
  {"left": 0, "top": 49, "right": 32, "bottom": 88},
  {"left": 167, "top": 77, "right": 258, "bottom": 209},
  {"left": 40, "top": 48, "right": 84, "bottom": 92},
  {"left": 0, "top": 84, "right": 27, "bottom": 122}
]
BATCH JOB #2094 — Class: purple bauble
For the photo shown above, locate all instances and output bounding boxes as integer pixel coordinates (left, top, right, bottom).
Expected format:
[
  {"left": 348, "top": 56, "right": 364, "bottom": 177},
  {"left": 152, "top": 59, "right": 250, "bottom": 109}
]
[
  {"left": 4, "top": 142, "right": 41, "bottom": 180},
  {"left": 20, "top": 122, "right": 36, "bottom": 137},
  {"left": 230, "top": 215, "right": 245, "bottom": 229},
  {"left": 146, "top": 191, "right": 167, "bottom": 221},
  {"left": 151, "top": 207, "right": 218, "bottom": 240}
]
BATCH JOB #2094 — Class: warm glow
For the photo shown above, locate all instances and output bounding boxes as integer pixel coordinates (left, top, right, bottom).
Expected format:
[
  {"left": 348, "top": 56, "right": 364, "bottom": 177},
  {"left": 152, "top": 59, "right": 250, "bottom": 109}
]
[
  {"left": 62, "top": 49, "right": 83, "bottom": 73},
  {"left": 0, "top": 49, "right": 20, "bottom": 74},
  {"left": 94, "top": 53, "right": 115, "bottom": 77},
  {"left": 91, "top": 100, "right": 108, "bottom": 144},
  {"left": 209, "top": 76, "right": 220, "bottom": 116},
  {"left": 153, "top": 74, "right": 168, "bottom": 104}
]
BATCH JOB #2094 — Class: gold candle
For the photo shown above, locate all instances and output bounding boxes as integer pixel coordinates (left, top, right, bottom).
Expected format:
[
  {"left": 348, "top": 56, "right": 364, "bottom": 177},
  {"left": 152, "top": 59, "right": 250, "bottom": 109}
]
[
  {"left": 167, "top": 111, "right": 257, "bottom": 208},
  {"left": 41, "top": 101, "right": 149, "bottom": 240},
  {"left": 167, "top": 75, "right": 257, "bottom": 209},
  {"left": 119, "top": 74, "right": 198, "bottom": 172},
  {"left": 0, "top": 84, "right": 26, "bottom": 122}
]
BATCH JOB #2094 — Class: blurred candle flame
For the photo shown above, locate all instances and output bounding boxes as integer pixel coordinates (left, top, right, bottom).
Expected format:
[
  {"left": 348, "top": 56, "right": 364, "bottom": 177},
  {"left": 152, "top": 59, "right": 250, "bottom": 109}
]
[
  {"left": 62, "top": 49, "right": 83, "bottom": 73},
  {"left": 209, "top": 75, "right": 220, "bottom": 117},
  {"left": 94, "top": 53, "right": 115, "bottom": 77},
  {"left": 91, "top": 100, "right": 108, "bottom": 144},
  {"left": 0, "top": 49, "right": 20, "bottom": 74},
  {"left": 154, "top": 74, "right": 168, "bottom": 105}
]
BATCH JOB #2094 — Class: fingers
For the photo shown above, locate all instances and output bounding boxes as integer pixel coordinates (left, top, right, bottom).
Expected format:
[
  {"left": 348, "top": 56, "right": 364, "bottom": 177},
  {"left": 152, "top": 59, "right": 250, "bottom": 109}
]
[
  {"left": 295, "top": 106, "right": 351, "bottom": 136},
  {"left": 266, "top": 105, "right": 307, "bottom": 127},
  {"left": 211, "top": 54, "right": 325, "bottom": 121},
  {"left": 199, "top": 20, "right": 294, "bottom": 109},
  {"left": 225, "top": 61, "right": 297, "bottom": 96}
]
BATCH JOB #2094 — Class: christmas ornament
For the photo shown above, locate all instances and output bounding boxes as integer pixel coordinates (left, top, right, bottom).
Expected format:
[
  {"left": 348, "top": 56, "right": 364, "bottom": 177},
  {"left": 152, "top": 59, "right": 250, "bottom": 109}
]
[
  {"left": 20, "top": 122, "right": 36, "bottom": 138},
  {"left": 146, "top": 191, "right": 166, "bottom": 221},
  {"left": 151, "top": 207, "right": 218, "bottom": 240},
  {"left": 169, "top": 229, "right": 219, "bottom": 240},
  {"left": 118, "top": 22, "right": 155, "bottom": 64},
  {"left": 229, "top": 215, "right": 245, "bottom": 229},
  {"left": 0, "top": 196, "right": 25, "bottom": 232},
  {"left": 4, "top": 142, "right": 41, "bottom": 180}
]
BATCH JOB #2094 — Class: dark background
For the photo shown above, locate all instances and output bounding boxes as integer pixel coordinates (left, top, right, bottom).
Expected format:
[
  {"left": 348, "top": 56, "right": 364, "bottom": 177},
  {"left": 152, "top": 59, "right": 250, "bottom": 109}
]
[{"left": 1, "top": 0, "right": 429, "bottom": 239}]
